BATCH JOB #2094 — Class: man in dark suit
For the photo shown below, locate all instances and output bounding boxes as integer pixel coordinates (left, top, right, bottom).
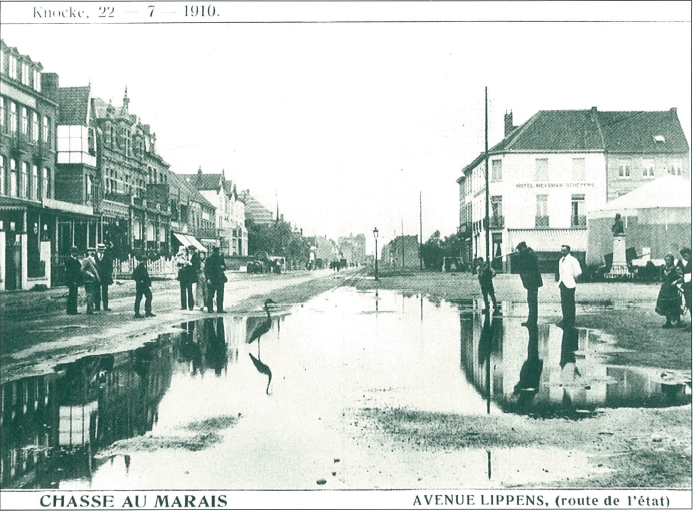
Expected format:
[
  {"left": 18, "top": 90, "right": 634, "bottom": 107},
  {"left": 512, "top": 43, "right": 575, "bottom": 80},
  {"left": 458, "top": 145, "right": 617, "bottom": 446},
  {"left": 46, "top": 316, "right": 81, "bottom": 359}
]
[
  {"left": 514, "top": 241, "right": 543, "bottom": 326},
  {"left": 65, "top": 246, "right": 82, "bottom": 315},
  {"left": 205, "top": 247, "right": 227, "bottom": 313},
  {"left": 94, "top": 242, "right": 114, "bottom": 311},
  {"left": 133, "top": 254, "right": 155, "bottom": 318}
]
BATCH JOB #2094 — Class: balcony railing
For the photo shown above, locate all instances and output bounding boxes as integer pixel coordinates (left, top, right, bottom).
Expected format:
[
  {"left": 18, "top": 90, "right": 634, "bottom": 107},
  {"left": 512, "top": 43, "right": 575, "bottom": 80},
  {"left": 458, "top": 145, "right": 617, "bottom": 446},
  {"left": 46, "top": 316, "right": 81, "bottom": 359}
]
[
  {"left": 535, "top": 216, "right": 550, "bottom": 228},
  {"left": 489, "top": 215, "right": 504, "bottom": 229},
  {"left": 571, "top": 215, "right": 587, "bottom": 228},
  {"left": 10, "top": 134, "right": 32, "bottom": 156}
]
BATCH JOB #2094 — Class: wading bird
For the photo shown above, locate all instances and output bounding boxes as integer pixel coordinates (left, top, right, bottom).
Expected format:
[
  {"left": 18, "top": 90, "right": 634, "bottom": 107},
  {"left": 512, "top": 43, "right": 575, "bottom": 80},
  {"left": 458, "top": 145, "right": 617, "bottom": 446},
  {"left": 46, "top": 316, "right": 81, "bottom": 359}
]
[{"left": 247, "top": 298, "right": 276, "bottom": 347}]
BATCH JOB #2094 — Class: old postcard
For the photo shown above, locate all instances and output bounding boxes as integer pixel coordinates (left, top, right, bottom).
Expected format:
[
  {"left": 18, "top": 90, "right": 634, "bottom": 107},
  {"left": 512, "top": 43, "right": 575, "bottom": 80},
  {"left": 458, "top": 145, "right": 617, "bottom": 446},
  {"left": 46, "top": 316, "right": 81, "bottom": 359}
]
[{"left": 0, "top": 1, "right": 691, "bottom": 509}]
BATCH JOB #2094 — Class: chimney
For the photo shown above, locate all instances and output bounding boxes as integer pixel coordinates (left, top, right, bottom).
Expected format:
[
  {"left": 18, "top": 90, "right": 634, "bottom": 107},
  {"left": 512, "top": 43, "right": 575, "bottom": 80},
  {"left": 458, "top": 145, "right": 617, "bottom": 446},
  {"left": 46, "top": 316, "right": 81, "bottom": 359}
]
[
  {"left": 590, "top": 106, "right": 598, "bottom": 122},
  {"left": 41, "top": 73, "right": 59, "bottom": 102},
  {"left": 504, "top": 111, "right": 514, "bottom": 137},
  {"left": 197, "top": 166, "right": 202, "bottom": 175},
  {"left": 670, "top": 107, "right": 678, "bottom": 117}
]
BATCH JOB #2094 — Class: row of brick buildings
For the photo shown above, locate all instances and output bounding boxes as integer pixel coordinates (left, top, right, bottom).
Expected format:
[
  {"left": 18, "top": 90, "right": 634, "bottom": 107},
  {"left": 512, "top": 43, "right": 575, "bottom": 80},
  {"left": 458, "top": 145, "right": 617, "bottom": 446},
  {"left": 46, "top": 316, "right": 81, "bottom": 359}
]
[{"left": 0, "top": 39, "right": 256, "bottom": 290}]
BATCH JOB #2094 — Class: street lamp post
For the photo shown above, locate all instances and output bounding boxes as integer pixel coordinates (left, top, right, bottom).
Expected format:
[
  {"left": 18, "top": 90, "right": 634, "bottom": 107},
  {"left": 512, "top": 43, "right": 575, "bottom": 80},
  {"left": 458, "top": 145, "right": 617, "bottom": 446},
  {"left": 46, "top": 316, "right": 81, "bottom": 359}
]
[{"left": 373, "top": 227, "right": 379, "bottom": 281}]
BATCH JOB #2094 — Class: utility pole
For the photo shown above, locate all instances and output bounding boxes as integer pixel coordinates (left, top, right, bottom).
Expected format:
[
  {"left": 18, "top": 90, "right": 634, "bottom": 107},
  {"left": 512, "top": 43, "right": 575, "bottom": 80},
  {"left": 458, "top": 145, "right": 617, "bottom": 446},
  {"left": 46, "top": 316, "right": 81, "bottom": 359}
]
[
  {"left": 419, "top": 191, "right": 423, "bottom": 271},
  {"left": 401, "top": 218, "right": 404, "bottom": 269},
  {"left": 484, "top": 86, "right": 490, "bottom": 262}
]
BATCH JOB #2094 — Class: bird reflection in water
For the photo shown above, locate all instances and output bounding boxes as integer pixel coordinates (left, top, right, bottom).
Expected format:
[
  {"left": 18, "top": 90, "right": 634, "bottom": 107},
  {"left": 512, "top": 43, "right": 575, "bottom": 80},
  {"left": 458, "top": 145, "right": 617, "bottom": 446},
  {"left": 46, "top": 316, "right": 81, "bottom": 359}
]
[
  {"left": 513, "top": 323, "right": 543, "bottom": 409},
  {"left": 246, "top": 298, "right": 276, "bottom": 394}
]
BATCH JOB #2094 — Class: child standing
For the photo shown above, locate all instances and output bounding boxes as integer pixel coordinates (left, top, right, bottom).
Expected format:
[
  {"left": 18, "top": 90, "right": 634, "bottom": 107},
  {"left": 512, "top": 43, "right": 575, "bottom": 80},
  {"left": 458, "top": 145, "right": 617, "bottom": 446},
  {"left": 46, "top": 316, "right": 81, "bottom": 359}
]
[{"left": 133, "top": 255, "right": 156, "bottom": 318}]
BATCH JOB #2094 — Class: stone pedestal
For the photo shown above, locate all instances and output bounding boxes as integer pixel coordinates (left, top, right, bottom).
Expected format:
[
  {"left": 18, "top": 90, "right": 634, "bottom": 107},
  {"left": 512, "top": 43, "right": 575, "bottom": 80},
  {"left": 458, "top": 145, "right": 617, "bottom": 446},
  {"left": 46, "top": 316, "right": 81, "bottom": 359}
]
[{"left": 608, "top": 234, "right": 630, "bottom": 278}]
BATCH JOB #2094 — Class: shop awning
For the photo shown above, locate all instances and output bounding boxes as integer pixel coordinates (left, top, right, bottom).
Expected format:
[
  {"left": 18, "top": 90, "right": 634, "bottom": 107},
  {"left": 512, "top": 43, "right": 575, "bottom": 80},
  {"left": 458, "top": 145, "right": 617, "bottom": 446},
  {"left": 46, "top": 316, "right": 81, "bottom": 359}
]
[
  {"left": 173, "top": 232, "right": 207, "bottom": 252},
  {"left": 507, "top": 228, "right": 587, "bottom": 253}
]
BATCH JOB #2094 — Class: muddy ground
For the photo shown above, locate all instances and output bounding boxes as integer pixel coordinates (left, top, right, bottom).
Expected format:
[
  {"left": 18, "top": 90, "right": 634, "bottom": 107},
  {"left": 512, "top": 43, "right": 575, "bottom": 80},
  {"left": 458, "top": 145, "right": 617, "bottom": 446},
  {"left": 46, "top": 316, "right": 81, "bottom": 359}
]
[{"left": 1, "top": 269, "right": 691, "bottom": 489}]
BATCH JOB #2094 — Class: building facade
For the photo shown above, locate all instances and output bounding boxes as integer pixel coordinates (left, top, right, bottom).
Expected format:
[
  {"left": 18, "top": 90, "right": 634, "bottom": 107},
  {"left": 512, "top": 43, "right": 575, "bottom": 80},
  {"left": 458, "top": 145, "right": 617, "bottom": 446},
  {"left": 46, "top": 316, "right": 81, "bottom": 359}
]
[
  {"left": 338, "top": 233, "right": 367, "bottom": 265},
  {"left": 182, "top": 167, "right": 248, "bottom": 256},
  {"left": 458, "top": 108, "right": 690, "bottom": 273},
  {"left": 0, "top": 40, "right": 64, "bottom": 290}
]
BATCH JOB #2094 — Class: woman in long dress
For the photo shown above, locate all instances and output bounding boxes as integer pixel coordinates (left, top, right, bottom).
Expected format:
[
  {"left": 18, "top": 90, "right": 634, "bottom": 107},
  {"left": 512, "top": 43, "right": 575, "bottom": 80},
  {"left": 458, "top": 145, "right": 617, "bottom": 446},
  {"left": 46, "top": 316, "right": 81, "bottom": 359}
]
[
  {"left": 655, "top": 253, "right": 683, "bottom": 328},
  {"left": 196, "top": 251, "right": 208, "bottom": 311}
]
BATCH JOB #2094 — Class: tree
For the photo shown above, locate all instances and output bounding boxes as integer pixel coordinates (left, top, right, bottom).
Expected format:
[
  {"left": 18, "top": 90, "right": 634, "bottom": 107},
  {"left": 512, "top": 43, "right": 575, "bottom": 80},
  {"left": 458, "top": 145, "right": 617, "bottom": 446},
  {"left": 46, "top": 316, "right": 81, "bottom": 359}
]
[{"left": 246, "top": 219, "right": 310, "bottom": 267}]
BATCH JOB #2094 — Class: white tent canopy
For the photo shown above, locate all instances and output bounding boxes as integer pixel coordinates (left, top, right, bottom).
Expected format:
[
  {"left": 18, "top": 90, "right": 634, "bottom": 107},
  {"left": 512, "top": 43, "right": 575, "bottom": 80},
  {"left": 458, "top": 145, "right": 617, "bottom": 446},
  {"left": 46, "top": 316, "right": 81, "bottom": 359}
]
[{"left": 589, "top": 175, "right": 691, "bottom": 219}]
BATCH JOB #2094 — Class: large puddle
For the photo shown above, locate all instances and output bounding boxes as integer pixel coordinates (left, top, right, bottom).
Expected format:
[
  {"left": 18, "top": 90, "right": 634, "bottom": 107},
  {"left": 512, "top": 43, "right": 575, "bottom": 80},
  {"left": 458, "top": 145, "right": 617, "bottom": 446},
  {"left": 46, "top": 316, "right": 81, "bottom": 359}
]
[{"left": 2, "top": 288, "right": 690, "bottom": 489}]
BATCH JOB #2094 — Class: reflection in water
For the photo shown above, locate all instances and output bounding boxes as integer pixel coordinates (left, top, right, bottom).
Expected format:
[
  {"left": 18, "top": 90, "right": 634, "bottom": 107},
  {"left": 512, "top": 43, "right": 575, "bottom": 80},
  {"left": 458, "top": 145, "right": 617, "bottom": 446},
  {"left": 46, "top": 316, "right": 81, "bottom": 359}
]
[
  {"left": 248, "top": 353, "right": 272, "bottom": 395},
  {"left": 0, "top": 315, "right": 255, "bottom": 489},
  {"left": 460, "top": 308, "right": 691, "bottom": 417},
  {"left": 513, "top": 324, "right": 543, "bottom": 409}
]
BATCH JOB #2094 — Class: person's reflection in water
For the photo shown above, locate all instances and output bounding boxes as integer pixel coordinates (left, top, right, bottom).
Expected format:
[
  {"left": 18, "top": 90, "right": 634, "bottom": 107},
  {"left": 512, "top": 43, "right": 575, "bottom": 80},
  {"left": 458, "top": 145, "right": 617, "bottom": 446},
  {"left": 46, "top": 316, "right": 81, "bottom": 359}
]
[
  {"left": 513, "top": 323, "right": 543, "bottom": 409},
  {"left": 179, "top": 321, "right": 202, "bottom": 375},
  {"left": 559, "top": 326, "right": 581, "bottom": 411},
  {"left": 205, "top": 318, "right": 228, "bottom": 376}
]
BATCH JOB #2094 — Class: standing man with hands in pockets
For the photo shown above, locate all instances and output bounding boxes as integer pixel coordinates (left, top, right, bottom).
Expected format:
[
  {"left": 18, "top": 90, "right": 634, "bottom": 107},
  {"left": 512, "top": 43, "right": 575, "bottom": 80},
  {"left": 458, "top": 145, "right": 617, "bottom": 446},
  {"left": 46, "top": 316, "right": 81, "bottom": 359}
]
[
  {"left": 557, "top": 244, "right": 582, "bottom": 328},
  {"left": 514, "top": 241, "right": 543, "bottom": 326}
]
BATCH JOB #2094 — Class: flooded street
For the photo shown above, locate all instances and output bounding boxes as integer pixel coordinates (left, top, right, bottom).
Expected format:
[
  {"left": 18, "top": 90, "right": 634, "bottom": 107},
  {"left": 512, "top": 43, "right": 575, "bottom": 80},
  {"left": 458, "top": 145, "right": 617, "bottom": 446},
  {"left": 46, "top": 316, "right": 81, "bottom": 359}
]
[{"left": 2, "top": 288, "right": 690, "bottom": 489}]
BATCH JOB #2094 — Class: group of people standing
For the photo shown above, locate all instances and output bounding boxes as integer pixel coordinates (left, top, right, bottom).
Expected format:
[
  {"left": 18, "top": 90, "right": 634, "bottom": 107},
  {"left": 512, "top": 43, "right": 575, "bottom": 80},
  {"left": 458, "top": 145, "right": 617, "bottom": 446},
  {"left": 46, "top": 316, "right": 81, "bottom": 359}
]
[
  {"left": 176, "top": 245, "right": 227, "bottom": 313},
  {"left": 65, "top": 243, "right": 228, "bottom": 318},
  {"left": 475, "top": 241, "right": 582, "bottom": 329},
  {"left": 475, "top": 241, "right": 692, "bottom": 331},
  {"left": 64, "top": 243, "right": 115, "bottom": 316},
  {"left": 655, "top": 248, "right": 691, "bottom": 329}
]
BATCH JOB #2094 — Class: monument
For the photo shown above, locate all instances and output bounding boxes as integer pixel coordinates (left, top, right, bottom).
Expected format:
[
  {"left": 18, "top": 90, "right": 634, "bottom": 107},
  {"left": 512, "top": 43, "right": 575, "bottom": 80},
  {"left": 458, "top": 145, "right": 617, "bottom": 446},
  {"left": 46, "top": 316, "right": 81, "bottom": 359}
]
[{"left": 608, "top": 213, "right": 630, "bottom": 278}]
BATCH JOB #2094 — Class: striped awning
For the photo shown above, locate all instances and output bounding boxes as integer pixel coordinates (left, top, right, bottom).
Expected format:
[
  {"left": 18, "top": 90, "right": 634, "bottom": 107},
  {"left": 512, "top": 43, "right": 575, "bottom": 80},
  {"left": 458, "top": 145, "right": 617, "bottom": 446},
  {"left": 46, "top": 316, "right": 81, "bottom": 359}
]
[
  {"left": 507, "top": 228, "right": 587, "bottom": 253},
  {"left": 173, "top": 232, "right": 207, "bottom": 252}
]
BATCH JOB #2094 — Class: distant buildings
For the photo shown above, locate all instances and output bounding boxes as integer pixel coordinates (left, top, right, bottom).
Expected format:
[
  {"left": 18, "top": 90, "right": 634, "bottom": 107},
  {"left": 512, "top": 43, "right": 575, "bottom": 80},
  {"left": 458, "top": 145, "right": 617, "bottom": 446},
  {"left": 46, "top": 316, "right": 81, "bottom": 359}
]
[
  {"left": 381, "top": 235, "right": 419, "bottom": 269},
  {"left": 457, "top": 108, "right": 690, "bottom": 272},
  {"left": 338, "top": 233, "right": 366, "bottom": 265}
]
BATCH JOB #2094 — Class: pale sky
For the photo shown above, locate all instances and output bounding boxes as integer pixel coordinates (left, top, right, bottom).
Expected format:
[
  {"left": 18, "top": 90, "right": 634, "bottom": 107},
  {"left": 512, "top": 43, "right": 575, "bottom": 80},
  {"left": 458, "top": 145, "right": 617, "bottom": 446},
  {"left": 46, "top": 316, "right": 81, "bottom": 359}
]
[{"left": 2, "top": 2, "right": 690, "bottom": 253}]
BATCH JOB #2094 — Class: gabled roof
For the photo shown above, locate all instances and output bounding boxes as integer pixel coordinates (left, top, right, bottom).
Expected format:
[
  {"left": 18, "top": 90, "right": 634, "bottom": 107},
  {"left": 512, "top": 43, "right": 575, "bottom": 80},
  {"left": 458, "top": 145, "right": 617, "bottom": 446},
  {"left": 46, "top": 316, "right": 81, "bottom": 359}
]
[
  {"left": 168, "top": 172, "right": 216, "bottom": 209},
  {"left": 180, "top": 172, "right": 223, "bottom": 191},
  {"left": 58, "top": 86, "right": 91, "bottom": 125},
  {"left": 459, "top": 108, "right": 689, "bottom": 178},
  {"left": 499, "top": 110, "right": 603, "bottom": 152},
  {"left": 598, "top": 110, "right": 689, "bottom": 153}
]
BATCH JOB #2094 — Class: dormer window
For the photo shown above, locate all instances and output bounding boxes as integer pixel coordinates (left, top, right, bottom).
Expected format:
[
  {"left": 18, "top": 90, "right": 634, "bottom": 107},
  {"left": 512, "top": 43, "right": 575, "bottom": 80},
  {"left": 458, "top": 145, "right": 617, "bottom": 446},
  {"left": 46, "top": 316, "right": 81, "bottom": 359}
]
[{"left": 653, "top": 135, "right": 666, "bottom": 144}]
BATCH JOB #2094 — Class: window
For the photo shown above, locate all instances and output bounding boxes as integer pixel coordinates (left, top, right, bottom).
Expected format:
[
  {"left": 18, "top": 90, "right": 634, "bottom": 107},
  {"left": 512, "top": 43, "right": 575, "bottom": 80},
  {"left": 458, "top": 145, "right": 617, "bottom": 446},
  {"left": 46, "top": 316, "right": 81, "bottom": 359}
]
[
  {"left": 642, "top": 160, "right": 655, "bottom": 178},
  {"left": 88, "top": 127, "right": 96, "bottom": 155},
  {"left": 535, "top": 194, "right": 549, "bottom": 227},
  {"left": 21, "top": 63, "right": 29, "bottom": 86},
  {"left": 33, "top": 69, "right": 41, "bottom": 92},
  {"left": 21, "top": 161, "right": 28, "bottom": 197},
  {"left": 491, "top": 159, "right": 502, "bottom": 182},
  {"left": 32, "top": 165, "right": 38, "bottom": 199},
  {"left": 9, "top": 55, "right": 17, "bottom": 79},
  {"left": 42, "top": 167, "right": 50, "bottom": 199},
  {"left": 571, "top": 158, "right": 586, "bottom": 182},
  {"left": 42, "top": 116, "right": 49, "bottom": 143},
  {"left": 31, "top": 111, "right": 38, "bottom": 141},
  {"left": 10, "top": 102, "right": 17, "bottom": 132},
  {"left": 20, "top": 107, "right": 28, "bottom": 135},
  {"left": 490, "top": 196, "right": 503, "bottom": 228},
  {"left": 0, "top": 156, "right": 5, "bottom": 195},
  {"left": 0, "top": 97, "right": 4, "bottom": 129},
  {"left": 571, "top": 194, "right": 586, "bottom": 227},
  {"left": 9, "top": 159, "right": 17, "bottom": 197},
  {"left": 535, "top": 158, "right": 549, "bottom": 182},
  {"left": 668, "top": 161, "right": 683, "bottom": 176},
  {"left": 86, "top": 175, "right": 93, "bottom": 201},
  {"left": 618, "top": 161, "right": 631, "bottom": 178}
]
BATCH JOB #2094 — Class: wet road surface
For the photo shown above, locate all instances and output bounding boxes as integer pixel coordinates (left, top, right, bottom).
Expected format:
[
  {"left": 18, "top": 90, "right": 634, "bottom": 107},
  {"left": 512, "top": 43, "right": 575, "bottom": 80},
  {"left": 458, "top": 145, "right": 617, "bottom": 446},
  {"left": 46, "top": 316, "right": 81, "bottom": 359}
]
[{"left": 2, "top": 288, "right": 690, "bottom": 489}]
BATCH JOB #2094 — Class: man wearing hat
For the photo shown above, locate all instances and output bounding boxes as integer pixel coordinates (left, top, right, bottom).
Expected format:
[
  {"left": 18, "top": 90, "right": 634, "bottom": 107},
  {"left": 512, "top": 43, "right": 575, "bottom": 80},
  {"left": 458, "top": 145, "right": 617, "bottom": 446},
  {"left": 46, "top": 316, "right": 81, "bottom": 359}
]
[
  {"left": 65, "top": 246, "right": 82, "bottom": 315},
  {"left": 514, "top": 241, "right": 543, "bottom": 326},
  {"left": 133, "top": 254, "right": 155, "bottom": 318},
  {"left": 94, "top": 242, "right": 114, "bottom": 311},
  {"left": 205, "top": 246, "right": 227, "bottom": 313}
]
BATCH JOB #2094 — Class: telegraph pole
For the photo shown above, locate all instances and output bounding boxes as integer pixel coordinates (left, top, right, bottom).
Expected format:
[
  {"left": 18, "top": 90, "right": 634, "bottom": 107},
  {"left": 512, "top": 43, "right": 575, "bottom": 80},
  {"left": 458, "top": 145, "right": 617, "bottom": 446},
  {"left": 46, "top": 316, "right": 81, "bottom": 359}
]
[
  {"left": 419, "top": 191, "right": 423, "bottom": 270},
  {"left": 484, "top": 86, "right": 490, "bottom": 262}
]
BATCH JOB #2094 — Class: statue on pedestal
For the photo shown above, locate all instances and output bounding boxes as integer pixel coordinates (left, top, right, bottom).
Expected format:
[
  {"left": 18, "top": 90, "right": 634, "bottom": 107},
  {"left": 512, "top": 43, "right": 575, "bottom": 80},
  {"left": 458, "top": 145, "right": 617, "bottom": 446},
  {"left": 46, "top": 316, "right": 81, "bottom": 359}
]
[{"left": 611, "top": 213, "right": 625, "bottom": 236}]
